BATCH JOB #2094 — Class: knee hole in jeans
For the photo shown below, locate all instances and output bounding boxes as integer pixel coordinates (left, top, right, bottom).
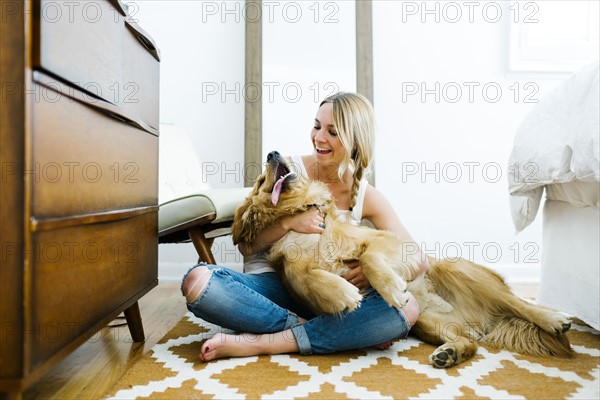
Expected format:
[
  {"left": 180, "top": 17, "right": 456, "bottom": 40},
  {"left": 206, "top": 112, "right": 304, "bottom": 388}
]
[
  {"left": 403, "top": 292, "right": 420, "bottom": 327},
  {"left": 182, "top": 265, "right": 213, "bottom": 304}
]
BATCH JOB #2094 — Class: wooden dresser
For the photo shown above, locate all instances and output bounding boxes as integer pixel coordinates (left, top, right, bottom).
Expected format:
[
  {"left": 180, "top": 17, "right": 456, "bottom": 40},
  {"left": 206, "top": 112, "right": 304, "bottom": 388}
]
[{"left": 0, "top": 0, "right": 160, "bottom": 396}]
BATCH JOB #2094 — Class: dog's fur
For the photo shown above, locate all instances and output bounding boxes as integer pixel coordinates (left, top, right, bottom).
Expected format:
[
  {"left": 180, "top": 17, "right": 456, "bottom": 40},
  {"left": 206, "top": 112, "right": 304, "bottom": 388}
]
[{"left": 232, "top": 151, "right": 573, "bottom": 367}]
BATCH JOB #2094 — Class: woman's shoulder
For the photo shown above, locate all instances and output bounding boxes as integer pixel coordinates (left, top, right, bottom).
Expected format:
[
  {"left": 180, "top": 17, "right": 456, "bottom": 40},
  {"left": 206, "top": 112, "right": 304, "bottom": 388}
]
[
  {"left": 286, "top": 154, "right": 312, "bottom": 179},
  {"left": 362, "top": 183, "right": 394, "bottom": 220}
]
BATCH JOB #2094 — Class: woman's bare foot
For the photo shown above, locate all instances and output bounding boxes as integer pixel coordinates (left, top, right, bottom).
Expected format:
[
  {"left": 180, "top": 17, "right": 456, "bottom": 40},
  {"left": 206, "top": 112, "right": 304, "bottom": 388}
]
[
  {"left": 200, "top": 333, "right": 261, "bottom": 361},
  {"left": 200, "top": 330, "right": 299, "bottom": 362},
  {"left": 373, "top": 340, "right": 395, "bottom": 350}
]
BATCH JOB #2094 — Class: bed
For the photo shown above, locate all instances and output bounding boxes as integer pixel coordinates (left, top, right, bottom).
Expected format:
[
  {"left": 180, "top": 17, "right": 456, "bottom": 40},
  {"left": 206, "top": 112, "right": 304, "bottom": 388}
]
[{"left": 508, "top": 61, "right": 600, "bottom": 330}]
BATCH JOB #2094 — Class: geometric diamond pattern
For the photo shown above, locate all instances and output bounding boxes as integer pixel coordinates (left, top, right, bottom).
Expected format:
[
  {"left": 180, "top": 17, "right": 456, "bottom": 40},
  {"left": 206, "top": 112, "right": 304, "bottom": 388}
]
[{"left": 105, "top": 314, "right": 600, "bottom": 400}]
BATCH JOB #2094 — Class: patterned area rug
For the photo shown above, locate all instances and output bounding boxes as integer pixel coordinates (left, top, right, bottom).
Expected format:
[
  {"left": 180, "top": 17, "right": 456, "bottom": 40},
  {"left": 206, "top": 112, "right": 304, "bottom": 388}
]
[{"left": 105, "top": 312, "right": 599, "bottom": 399}]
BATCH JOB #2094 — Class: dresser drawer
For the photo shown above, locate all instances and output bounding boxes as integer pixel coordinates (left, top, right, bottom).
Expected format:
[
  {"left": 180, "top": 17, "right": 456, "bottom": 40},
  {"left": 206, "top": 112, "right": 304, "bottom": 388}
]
[
  {"left": 31, "top": 82, "right": 158, "bottom": 219},
  {"left": 34, "top": 0, "right": 160, "bottom": 130},
  {"left": 28, "top": 211, "right": 158, "bottom": 368}
]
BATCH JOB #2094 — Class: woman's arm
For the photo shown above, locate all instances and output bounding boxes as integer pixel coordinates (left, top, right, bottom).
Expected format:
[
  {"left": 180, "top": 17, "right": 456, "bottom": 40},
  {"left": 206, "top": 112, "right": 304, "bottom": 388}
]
[
  {"left": 344, "top": 185, "right": 429, "bottom": 287},
  {"left": 362, "top": 185, "right": 430, "bottom": 275},
  {"left": 237, "top": 220, "right": 289, "bottom": 256},
  {"left": 237, "top": 208, "right": 325, "bottom": 256}
]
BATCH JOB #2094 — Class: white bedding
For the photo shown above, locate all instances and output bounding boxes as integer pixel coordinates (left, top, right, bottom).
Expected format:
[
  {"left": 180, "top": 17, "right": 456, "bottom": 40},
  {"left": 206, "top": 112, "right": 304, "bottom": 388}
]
[{"left": 508, "top": 61, "right": 600, "bottom": 232}]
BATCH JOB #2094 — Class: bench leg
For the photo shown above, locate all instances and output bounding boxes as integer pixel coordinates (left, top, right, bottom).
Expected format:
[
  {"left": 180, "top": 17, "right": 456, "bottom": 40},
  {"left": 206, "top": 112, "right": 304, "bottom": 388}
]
[{"left": 188, "top": 227, "right": 216, "bottom": 265}]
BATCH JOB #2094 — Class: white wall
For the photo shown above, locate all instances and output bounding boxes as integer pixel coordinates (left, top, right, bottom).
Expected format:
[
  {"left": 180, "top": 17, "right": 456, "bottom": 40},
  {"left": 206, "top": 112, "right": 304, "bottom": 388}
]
[
  {"left": 137, "top": 0, "right": 580, "bottom": 283},
  {"left": 138, "top": 0, "right": 358, "bottom": 280},
  {"left": 136, "top": 1, "right": 245, "bottom": 184},
  {"left": 136, "top": 1, "right": 246, "bottom": 280},
  {"left": 262, "top": 1, "right": 356, "bottom": 157},
  {"left": 259, "top": 0, "right": 572, "bottom": 282},
  {"left": 372, "top": 1, "right": 566, "bottom": 281}
]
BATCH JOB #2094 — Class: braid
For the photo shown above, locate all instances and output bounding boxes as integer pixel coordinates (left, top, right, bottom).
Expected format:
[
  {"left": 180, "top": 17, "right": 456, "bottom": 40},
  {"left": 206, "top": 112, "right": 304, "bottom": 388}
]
[
  {"left": 321, "top": 91, "right": 375, "bottom": 219},
  {"left": 349, "top": 160, "right": 364, "bottom": 215}
]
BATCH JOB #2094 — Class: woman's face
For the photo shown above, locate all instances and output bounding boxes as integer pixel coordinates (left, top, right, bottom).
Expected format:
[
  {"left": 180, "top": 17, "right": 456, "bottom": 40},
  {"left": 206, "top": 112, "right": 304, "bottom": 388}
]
[{"left": 311, "top": 102, "right": 346, "bottom": 167}]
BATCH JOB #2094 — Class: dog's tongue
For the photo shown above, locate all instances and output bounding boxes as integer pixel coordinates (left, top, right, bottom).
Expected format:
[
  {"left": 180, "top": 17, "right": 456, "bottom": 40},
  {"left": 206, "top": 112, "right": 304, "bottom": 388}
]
[{"left": 271, "top": 172, "right": 295, "bottom": 206}]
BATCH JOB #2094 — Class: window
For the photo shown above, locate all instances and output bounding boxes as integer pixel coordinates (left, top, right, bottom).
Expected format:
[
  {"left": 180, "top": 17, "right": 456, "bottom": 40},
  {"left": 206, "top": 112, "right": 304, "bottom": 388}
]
[{"left": 508, "top": 1, "right": 599, "bottom": 72}]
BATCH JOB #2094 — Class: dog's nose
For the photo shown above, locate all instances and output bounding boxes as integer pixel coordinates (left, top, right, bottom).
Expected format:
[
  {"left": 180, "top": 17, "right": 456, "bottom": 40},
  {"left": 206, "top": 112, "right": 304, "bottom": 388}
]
[{"left": 267, "top": 151, "right": 280, "bottom": 162}]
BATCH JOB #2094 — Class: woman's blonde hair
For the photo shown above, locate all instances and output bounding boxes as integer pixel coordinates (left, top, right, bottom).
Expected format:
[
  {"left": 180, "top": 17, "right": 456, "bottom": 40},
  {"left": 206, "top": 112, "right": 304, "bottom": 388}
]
[{"left": 320, "top": 91, "right": 375, "bottom": 211}]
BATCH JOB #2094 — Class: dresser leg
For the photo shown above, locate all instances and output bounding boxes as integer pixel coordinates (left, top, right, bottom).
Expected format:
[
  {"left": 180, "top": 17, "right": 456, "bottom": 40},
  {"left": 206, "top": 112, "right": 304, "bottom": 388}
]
[
  {"left": 0, "top": 391, "right": 22, "bottom": 400},
  {"left": 124, "top": 302, "right": 145, "bottom": 342}
]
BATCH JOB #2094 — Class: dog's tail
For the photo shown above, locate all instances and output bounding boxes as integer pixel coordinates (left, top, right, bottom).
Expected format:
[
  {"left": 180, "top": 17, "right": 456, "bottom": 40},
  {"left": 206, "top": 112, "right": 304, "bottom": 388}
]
[{"left": 483, "top": 317, "right": 573, "bottom": 357}]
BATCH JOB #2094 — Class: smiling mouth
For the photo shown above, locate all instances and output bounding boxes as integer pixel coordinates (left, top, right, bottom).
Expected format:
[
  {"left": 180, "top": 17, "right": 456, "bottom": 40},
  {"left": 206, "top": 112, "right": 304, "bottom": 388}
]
[{"left": 315, "top": 147, "right": 332, "bottom": 155}]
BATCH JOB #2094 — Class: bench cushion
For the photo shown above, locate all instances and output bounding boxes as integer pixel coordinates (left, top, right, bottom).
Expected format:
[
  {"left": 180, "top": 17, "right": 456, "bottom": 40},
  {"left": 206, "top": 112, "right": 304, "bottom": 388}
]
[{"left": 158, "top": 188, "right": 251, "bottom": 234}]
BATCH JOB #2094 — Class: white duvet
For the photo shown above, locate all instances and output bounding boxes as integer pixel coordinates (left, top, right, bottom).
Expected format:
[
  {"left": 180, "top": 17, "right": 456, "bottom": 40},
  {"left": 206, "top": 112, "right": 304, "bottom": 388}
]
[{"left": 508, "top": 61, "right": 600, "bottom": 233}]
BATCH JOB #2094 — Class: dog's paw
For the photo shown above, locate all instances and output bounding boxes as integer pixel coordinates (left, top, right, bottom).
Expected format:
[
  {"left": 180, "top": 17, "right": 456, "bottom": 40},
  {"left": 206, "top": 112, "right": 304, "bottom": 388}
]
[
  {"left": 430, "top": 346, "right": 459, "bottom": 368},
  {"left": 319, "top": 285, "right": 362, "bottom": 314},
  {"left": 344, "top": 298, "right": 362, "bottom": 313},
  {"left": 542, "top": 312, "right": 572, "bottom": 335},
  {"left": 379, "top": 279, "right": 410, "bottom": 310},
  {"left": 341, "top": 286, "right": 363, "bottom": 312},
  {"left": 389, "top": 291, "right": 411, "bottom": 310}
]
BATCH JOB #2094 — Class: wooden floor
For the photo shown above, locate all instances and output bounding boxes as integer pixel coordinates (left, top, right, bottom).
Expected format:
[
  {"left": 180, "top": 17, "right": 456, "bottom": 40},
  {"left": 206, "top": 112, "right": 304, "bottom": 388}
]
[
  {"left": 23, "top": 283, "right": 187, "bottom": 400},
  {"left": 20, "top": 281, "right": 539, "bottom": 400}
]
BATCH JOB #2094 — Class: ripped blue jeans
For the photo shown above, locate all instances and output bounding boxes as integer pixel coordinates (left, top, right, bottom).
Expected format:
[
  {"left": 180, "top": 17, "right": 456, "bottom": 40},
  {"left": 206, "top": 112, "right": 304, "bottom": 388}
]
[{"left": 182, "top": 264, "right": 410, "bottom": 354}]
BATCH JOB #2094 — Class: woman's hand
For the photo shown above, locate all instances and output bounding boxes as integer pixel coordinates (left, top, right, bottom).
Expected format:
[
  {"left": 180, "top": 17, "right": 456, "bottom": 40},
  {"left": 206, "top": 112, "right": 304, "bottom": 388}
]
[
  {"left": 281, "top": 208, "right": 325, "bottom": 234},
  {"left": 238, "top": 208, "right": 325, "bottom": 256},
  {"left": 344, "top": 259, "right": 371, "bottom": 289},
  {"left": 416, "top": 251, "right": 431, "bottom": 276}
]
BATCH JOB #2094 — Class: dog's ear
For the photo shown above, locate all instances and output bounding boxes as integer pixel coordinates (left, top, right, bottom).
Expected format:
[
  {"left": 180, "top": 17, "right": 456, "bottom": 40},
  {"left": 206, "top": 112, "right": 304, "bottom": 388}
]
[
  {"left": 232, "top": 195, "right": 279, "bottom": 248},
  {"left": 232, "top": 175, "right": 265, "bottom": 245},
  {"left": 232, "top": 200, "right": 255, "bottom": 246}
]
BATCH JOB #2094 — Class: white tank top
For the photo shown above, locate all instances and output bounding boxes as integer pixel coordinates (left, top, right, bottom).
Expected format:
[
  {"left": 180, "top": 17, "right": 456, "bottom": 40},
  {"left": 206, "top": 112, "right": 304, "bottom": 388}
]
[{"left": 244, "top": 155, "right": 369, "bottom": 274}]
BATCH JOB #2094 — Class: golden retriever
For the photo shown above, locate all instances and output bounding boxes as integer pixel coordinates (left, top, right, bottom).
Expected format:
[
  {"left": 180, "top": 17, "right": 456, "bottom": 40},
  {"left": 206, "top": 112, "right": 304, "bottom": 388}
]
[{"left": 232, "top": 151, "right": 573, "bottom": 367}]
